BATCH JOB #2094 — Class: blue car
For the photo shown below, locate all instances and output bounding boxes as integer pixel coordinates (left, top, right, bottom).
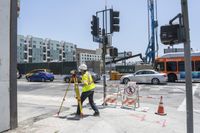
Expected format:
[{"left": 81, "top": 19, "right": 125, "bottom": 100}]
[{"left": 26, "top": 72, "right": 54, "bottom": 82}]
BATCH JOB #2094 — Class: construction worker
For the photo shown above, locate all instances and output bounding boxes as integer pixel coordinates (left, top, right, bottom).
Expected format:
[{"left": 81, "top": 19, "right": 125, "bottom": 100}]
[{"left": 76, "top": 63, "right": 100, "bottom": 116}]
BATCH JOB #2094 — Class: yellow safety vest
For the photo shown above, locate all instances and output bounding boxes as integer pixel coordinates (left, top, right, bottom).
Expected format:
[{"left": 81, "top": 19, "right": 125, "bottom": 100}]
[{"left": 81, "top": 71, "right": 96, "bottom": 92}]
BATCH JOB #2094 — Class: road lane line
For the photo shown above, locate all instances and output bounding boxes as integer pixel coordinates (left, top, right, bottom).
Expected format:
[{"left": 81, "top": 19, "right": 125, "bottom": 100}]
[{"left": 177, "top": 84, "right": 199, "bottom": 111}]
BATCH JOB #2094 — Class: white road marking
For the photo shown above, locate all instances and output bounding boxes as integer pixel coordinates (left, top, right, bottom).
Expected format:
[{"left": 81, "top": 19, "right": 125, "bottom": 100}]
[
  {"left": 95, "top": 84, "right": 103, "bottom": 87},
  {"left": 18, "top": 80, "right": 66, "bottom": 86},
  {"left": 177, "top": 84, "right": 199, "bottom": 112},
  {"left": 18, "top": 81, "right": 41, "bottom": 85}
]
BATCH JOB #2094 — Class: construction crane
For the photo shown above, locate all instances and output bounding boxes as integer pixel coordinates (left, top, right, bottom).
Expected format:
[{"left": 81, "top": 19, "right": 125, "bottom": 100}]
[{"left": 144, "top": 0, "right": 159, "bottom": 64}]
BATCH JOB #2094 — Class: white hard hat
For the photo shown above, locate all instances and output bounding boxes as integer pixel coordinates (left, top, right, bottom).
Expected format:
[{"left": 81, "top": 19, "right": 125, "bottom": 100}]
[{"left": 79, "top": 64, "right": 87, "bottom": 70}]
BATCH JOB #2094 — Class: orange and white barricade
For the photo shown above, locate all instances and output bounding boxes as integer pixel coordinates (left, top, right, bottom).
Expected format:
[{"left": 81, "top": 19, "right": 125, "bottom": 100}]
[
  {"left": 104, "top": 95, "right": 118, "bottom": 107},
  {"left": 121, "top": 82, "right": 139, "bottom": 110},
  {"left": 104, "top": 82, "right": 122, "bottom": 107}
]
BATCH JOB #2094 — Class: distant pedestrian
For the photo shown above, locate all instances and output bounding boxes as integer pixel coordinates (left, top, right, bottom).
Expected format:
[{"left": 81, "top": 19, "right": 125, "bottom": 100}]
[{"left": 76, "top": 63, "right": 100, "bottom": 117}]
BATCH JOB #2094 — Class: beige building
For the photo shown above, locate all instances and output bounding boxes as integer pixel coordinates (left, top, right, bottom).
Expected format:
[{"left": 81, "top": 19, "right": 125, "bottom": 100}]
[{"left": 76, "top": 48, "right": 101, "bottom": 66}]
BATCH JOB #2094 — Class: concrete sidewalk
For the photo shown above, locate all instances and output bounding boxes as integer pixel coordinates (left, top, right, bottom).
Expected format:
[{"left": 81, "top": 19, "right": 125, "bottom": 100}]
[{"left": 7, "top": 101, "right": 187, "bottom": 133}]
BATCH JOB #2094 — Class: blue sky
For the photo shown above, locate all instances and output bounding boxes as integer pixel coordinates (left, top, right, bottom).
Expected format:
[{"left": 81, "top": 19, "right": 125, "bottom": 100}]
[{"left": 18, "top": 0, "right": 200, "bottom": 56}]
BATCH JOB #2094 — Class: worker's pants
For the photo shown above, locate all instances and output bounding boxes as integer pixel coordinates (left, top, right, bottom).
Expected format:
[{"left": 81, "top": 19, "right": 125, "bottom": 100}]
[{"left": 76, "top": 90, "right": 99, "bottom": 115}]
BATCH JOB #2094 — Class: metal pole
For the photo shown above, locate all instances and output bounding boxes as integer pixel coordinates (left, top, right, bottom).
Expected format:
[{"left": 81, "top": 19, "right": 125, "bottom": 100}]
[
  {"left": 105, "top": 6, "right": 107, "bottom": 34},
  {"left": 102, "top": 35, "right": 106, "bottom": 106},
  {"left": 102, "top": 10, "right": 107, "bottom": 106},
  {"left": 124, "top": 51, "right": 126, "bottom": 66},
  {"left": 181, "top": 0, "right": 193, "bottom": 133}
]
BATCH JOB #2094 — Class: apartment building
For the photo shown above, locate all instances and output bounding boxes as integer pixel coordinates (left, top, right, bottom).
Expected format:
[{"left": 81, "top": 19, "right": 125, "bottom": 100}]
[
  {"left": 17, "top": 35, "right": 25, "bottom": 63},
  {"left": 29, "top": 36, "right": 43, "bottom": 63},
  {"left": 62, "top": 41, "right": 76, "bottom": 62},
  {"left": 17, "top": 35, "right": 76, "bottom": 63},
  {"left": 46, "top": 39, "right": 60, "bottom": 62}
]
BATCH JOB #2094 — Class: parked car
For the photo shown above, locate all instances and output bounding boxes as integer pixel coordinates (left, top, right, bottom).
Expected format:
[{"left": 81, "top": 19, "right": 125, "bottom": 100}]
[
  {"left": 63, "top": 71, "right": 100, "bottom": 83},
  {"left": 120, "top": 69, "right": 167, "bottom": 84},
  {"left": 25, "top": 69, "right": 51, "bottom": 79},
  {"left": 26, "top": 71, "right": 54, "bottom": 82}
]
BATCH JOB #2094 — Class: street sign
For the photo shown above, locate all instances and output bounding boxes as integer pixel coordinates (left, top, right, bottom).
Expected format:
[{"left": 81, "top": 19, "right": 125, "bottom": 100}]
[{"left": 93, "top": 36, "right": 103, "bottom": 43}]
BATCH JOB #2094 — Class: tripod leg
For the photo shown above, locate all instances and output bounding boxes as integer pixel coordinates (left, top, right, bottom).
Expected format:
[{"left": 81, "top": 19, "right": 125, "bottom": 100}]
[
  {"left": 74, "top": 77, "right": 83, "bottom": 117},
  {"left": 56, "top": 78, "right": 73, "bottom": 116}
]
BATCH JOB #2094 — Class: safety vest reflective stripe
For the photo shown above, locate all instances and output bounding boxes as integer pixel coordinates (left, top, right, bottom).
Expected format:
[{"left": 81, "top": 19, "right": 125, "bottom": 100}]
[{"left": 81, "top": 71, "right": 95, "bottom": 92}]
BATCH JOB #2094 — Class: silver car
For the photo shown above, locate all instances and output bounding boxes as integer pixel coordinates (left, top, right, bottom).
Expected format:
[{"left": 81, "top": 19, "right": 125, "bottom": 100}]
[{"left": 120, "top": 69, "right": 167, "bottom": 84}]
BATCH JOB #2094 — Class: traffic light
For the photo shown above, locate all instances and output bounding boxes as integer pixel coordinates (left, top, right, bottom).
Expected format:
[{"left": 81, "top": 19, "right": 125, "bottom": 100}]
[
  {"left": 160, "top": 24, "right": 185, "bottom": 45},
  {"left": 91, "top": 15, "right": 99, "bottom": 36},
  {"left": 110, "top": 47, "right": 118, "bottom": 57},
  {"left": 110, "top": 9, "right": 120, "bottom": 33},
  {"left": 103, "top": 36, "right": 108, "bottom": 44}
]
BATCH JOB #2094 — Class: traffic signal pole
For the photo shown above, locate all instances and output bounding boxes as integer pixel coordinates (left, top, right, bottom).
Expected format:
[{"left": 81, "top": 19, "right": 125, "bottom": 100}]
[
  {"left": 181, "top": 0, "right": 193, "bottom": 133},
  {"left": 95, "top": 8, "right": 108, "bottom": 106},
  {"left": 102, "top": 8, "right": 107, "bottom": 106},
  {"left": 93, "top": 7, "right": 119, "bottom": 106},
  {"left": 102, "top": 29, "right": 107, "bottom": 106}
]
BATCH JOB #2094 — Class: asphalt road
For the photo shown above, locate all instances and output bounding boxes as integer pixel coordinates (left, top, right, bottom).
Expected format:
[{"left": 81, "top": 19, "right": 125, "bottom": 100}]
[{"left": 17, "top": 78, "right": 200, "bottom": 110}]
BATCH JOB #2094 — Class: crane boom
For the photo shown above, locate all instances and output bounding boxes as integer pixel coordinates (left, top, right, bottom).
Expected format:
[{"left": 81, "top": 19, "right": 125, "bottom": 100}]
[{"left": 144, "top": 0, "right": 158, "bottom": 64}]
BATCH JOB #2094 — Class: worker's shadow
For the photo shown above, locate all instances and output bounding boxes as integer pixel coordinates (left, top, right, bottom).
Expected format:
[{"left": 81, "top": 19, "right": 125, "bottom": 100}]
[
  {"left": 57, "top": 112, "right": 92, "bottom": 120},
  {"left": 66, "top": 114, "right": 92, "bottom": 121}
]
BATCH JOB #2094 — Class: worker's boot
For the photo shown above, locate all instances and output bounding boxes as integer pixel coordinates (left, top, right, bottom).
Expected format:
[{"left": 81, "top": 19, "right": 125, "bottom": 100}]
[{"left": 93, "top": 112, "right": 100, "bottom": 116}]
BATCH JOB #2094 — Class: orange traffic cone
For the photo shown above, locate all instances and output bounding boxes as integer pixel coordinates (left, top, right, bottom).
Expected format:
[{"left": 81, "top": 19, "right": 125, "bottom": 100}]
[{"left": 155, "top": 96, "right": 167, "bottom": 116}]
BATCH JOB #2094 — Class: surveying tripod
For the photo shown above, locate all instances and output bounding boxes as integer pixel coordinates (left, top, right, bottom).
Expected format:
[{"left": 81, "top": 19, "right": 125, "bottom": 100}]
[{"left": 56, "top": 70, "right": 83, "bottom": 117}]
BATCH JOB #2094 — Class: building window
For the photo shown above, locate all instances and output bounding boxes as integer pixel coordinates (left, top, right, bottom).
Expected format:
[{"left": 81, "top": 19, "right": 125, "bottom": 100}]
[
  {"left": 43, "top": 47, "right": 46, "bottom": 52},
  {"left": 43, "top": 54, "right": 46, "bottom": 60},
  {"left": 24, "top": 53, "right": 27, "bottom": 59},
  {"left": 29, "top": 57, "right": 32, "bottom": 63},
  {"left": 29, "top": 49, "right": 32, "bottom": 55},
  {"left": 47, "top": 51, "right": 50, "bottom": 57}
]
